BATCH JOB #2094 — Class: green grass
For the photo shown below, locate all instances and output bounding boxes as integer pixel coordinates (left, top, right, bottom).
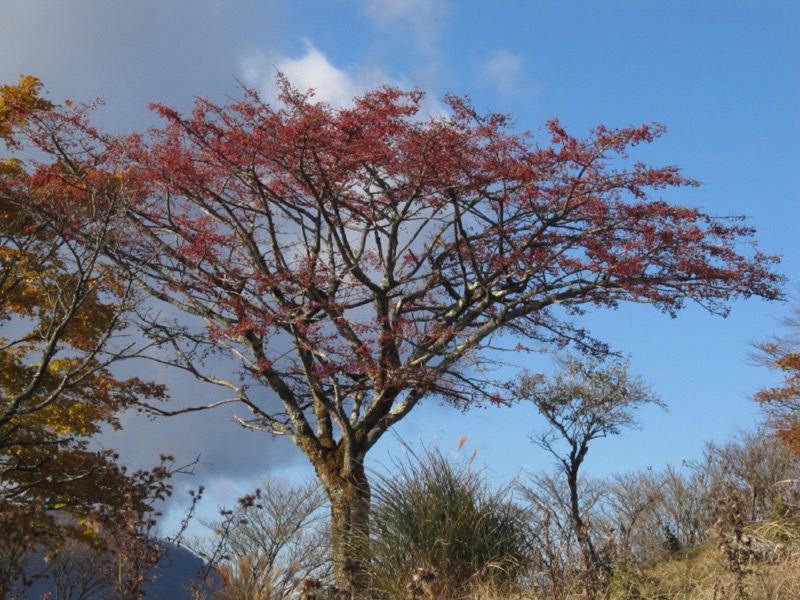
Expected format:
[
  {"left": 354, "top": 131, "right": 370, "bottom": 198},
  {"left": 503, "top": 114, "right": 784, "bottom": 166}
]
[{"left": 367, "top": 446, "right": 531, "bottom": 599}]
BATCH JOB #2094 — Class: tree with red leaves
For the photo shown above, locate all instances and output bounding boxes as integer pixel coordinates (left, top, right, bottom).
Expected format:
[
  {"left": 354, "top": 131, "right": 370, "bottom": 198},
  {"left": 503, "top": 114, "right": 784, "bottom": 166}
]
[{"left": 9, "top": 78, "right": 783, "bottom": 595}]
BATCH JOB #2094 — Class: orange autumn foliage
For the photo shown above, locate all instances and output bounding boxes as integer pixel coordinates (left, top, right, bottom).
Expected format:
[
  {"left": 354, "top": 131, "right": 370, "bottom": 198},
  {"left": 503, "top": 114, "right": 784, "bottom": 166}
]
[{"left": 754, "top": 299, "right": 800, "bottom": 455}]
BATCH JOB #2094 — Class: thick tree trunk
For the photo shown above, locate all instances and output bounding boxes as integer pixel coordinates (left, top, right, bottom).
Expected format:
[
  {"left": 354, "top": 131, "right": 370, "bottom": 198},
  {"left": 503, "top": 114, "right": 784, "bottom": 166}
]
[{"left": 311, "top": 446, "right": 371, "bottom": 598}]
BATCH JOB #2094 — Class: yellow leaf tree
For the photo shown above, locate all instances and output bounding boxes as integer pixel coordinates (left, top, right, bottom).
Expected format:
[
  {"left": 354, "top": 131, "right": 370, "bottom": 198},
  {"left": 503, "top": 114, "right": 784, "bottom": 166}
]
[{"left": 0, "top": 77, "right": 169, "bottom": 593}]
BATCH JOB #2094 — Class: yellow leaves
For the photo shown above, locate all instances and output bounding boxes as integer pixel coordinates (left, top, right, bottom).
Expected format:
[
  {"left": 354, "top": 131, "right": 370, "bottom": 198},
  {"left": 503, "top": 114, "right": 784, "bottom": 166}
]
[
  {"left": 0, "top": 75, "right": 49, "bottom": 109},
  {"left": 1, "top": 230, "right": 127, "bottom": 345},
  {"left": 0, "top": 75, "right": 53, "bottom": 143},
  {"left": 0, "top": 346, "right": 31, "bottom": 396},
  {"left": 1, "top": 349, "right": 166, "bottom": 445},
  {"left": 38, "top": 398, "right": 105, "bottom": 437},
  {"left": 0, "top": 157, "right": 23, "bottom": 177},
  {"left": 0, "top": 252, "right": 49, "bottom": 320},
  {"left": 0, "top": 115, "right": 156, "bottom": 482},
  {"left": 5, "top": 365, "right": 130, "bottom": 434},
  {"left": 0, "top": 78, "right": 175, "bottom": 559}
]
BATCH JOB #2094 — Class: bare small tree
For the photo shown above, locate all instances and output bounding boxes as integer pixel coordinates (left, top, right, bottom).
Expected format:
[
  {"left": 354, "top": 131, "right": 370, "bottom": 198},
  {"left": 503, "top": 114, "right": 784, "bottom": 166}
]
[
  {"left": 519, "top": 355, "right": 663, "bottom": 598},
  {"left": 47, "top": 536, "right": 116, "bottom": 600},
  {"left": 190, "top": 477, "right": 331, "bottom": 599},
  {"left": 702, "top": 428, "right": 800, "bottom": 523},
  {"left": 604, "top": 470, "right": 666, "bottom": 564},
  {"left": 520, "top": 470, "right": 609, "bottom": 599}
]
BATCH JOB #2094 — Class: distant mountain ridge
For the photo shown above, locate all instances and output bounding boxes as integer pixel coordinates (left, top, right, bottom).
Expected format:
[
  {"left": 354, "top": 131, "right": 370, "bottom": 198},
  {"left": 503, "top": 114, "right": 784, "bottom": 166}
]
[{"left": 20, "top": 543, "right": 213, "bottom": 599}]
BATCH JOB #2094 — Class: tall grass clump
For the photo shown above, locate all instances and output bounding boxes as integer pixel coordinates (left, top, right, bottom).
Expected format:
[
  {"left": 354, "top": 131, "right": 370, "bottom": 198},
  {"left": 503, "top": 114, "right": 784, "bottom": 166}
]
[{"left": 368, "top": 444, "right": 530, "bottom": 599}]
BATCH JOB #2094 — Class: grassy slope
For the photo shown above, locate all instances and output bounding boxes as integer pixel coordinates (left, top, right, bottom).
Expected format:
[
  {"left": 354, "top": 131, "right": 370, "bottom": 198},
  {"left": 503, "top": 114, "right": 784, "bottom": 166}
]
[{"left": 608, "top": 523, "right": 800, "bottom": 599}]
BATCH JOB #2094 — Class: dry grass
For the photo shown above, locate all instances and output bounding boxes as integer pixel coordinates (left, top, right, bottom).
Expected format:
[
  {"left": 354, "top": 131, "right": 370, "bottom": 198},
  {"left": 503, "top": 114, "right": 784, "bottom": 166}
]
[
  {"left": 606, "top": 519, "right": 800, "bottom": 600},
  {"left": 410, "top": 520, "right": 800, "bottom": 600},
  {"left": 621, "top": 549, "right": 800, "bottom": 599}
]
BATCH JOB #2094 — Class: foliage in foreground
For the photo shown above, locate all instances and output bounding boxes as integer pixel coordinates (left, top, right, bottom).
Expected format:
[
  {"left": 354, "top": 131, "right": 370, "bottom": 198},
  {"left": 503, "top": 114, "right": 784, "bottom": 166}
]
[
  {"left": 368, "top": 443, "right": 530, "bottom": 599},
  {"left": 8, "top": 426, "right": 800, "bottom": 600},
  {"left": 606, "top": 521, "right": 800, "bottom": 600},
  {"left": 195, "top": 430, "right": 800, "bottom": 600}
]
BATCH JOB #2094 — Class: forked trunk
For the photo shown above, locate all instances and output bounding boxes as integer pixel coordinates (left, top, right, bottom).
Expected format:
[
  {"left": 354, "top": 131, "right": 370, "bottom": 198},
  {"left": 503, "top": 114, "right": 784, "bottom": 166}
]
[{"left": 312, "top": 448, "right": 372, "bottom": 598}]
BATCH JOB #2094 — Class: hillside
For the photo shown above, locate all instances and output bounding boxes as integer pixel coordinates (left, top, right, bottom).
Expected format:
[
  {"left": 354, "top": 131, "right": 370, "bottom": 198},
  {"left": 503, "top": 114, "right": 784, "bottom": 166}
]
[{"left": 607, "top": 521, "right": 800, "bottom": 599}]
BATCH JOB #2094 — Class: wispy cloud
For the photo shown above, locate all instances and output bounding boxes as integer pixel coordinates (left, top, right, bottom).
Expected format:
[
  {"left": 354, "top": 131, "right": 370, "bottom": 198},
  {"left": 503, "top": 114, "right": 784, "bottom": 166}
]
[
  {"left": 482, "top": 50, "right": 525, "bottom": 95},
  {"left": 361, "top": 0, "right": 448, "bottom": 88}
]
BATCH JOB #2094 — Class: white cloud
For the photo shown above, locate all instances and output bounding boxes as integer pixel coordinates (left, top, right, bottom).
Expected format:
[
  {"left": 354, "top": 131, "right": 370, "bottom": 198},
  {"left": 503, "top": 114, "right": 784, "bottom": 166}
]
[
  {"left": 241, "top": 41, "right": 389, "bottom": 108},
  {"left": 241, "top": 42, "right": 453, "bottom": 120},
  {"left": 483, "top": 50, "right": 525, "bottom": 95}
]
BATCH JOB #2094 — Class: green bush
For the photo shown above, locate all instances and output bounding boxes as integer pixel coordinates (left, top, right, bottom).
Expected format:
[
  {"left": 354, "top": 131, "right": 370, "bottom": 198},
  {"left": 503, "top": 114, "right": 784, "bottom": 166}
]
[{"left": 368, "top": 445, "right": 530, "bottom": 599}]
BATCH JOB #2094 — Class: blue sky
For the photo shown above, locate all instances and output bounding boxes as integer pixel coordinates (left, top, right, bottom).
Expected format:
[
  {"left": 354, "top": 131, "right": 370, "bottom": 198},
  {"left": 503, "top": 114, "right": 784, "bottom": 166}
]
[{"left": 1, "top": 0, "right": 798, "bottom": 529}]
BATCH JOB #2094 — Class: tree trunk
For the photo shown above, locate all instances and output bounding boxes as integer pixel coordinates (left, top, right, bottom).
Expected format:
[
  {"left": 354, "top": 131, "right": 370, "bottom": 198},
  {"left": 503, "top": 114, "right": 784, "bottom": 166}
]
[
  {"left": 567, "top": 464, "right": 601, "bottom": 599},
  {"left": 312, "top": 446, "right": 371, "bottom": 598}
]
